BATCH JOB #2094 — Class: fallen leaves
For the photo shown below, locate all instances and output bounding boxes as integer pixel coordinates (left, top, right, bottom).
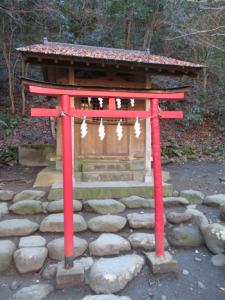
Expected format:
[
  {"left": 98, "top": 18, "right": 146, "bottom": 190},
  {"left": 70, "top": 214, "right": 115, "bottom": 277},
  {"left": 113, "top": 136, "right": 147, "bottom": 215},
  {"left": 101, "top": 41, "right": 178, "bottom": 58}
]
[{"left": 16, "top": 44, "right": 203, "bottom": 68}]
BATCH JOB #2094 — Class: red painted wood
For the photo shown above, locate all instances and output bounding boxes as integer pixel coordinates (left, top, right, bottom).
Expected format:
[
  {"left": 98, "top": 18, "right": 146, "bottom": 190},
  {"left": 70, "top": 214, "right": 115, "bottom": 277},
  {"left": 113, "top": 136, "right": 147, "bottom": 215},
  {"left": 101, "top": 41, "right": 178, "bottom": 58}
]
[
  {"left": 31, "top": 107, "right": 60, "bottom": 117},
  {"left": 161, "top": 111, "right": 183, "bottom": 118},
  {"left": 30, "top": 107, "right": 183, "bottom": 119},
  {"left": 151, "top": 98, "right": 164, "bottom": 257},
  {"left": 108, "top": 98, "right": 116, "bottom": 110},
  {"left": 28, "top": 85, "right": 185, "bottom": 100},
  {"left": 61, "top": 95, "right": 74, "bottom": 267},
  {"left": 70, "top": 108, "right": 183, "bottom": 119}
]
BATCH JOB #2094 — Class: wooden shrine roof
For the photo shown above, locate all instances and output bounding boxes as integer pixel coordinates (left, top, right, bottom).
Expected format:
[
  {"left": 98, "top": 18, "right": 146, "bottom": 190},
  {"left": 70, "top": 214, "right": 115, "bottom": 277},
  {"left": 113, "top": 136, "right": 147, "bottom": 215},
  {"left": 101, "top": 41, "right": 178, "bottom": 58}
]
[{"left": 17, "top": 41, "right": 205, "bottom": 78}]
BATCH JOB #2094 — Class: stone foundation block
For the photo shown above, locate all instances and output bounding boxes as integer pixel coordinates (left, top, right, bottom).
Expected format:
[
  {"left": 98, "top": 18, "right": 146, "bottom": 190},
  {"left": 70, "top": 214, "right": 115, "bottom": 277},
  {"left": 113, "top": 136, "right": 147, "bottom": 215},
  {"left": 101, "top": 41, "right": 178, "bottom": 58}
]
[
  {"left": 56, "top": 261, "right": 84, "bottom": 290},
  {"left": 145, "top": 251, "right": 177, "bottom": 274}
]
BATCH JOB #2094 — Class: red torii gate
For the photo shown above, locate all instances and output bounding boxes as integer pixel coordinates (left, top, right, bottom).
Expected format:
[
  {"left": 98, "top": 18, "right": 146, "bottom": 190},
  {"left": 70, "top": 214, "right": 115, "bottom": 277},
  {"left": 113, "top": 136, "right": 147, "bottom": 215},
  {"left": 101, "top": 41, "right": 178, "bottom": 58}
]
[{"left": 26, "top": 83, "right": 184, "bottom": 269}]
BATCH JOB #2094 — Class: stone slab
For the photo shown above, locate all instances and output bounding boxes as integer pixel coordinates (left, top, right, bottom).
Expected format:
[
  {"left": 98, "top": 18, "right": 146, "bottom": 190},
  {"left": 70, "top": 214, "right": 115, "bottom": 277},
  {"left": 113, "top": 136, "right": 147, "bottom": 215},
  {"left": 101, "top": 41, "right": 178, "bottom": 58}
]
[
  {"left": 0, "top": 190, "right": 14, "bottom": 201},
  {"left": 13, "top": 190, "right": 45, "bottom": 203},
  {"left": 0, "top": 240, "right": 16, "bottom": 273},
  {"left": 120, "top": 196, "right": 154, "bottom": 208},
  {"left": 56, "top": 261, "right": 84, "bottom": 289},
  {"left": 0, "top": 219, "right": 39, "bottom": 237},
  {"left": 47, "top": 199, "right": 82, "bottom": 212},
  {"left": 89, "top": 233, "right": 131, "bottom": 256},
  {"left": 89, "top": 255, "right": 144, "bottom": 294},
  {"left": 47, "top": 236, "right": 88, "bottom": 261},
  {"left": 204, "top": 194, "right": 225, "bottom": 207},
  {"left": 18, "top": 144, "right": 56, "bottom": 167},
  {"left": 83, "top": 172, "right": 133, "bottom": 182},
  {"left": 19, "top": 236, "right": 46, "bottom": 248},
  {"left": 163, "top": 197, "right": 189, "bottom": 207},
  {"left": 127, "top": 213, "right": 166, "bottom": 229},
  {"left": 88, "top": 215, "right": 127, "bottom": 232},
  {"left": 9, "top": 200, "right": 43, "bottom": 215},
  {"left": 14, "top": 247, "right": 48, "bottom": 274},
  {"left": 48, "top": 181, "right": 173, "bottom": 200},
  {"left": 33, "top": 163, "right": 82, "bottom": 187},
  {"left": 10, "top": 284, "right": 54, "bottom": 300},
  {"left": 145, "top": 251, "right": 177, "bottom": 273},
  {"left": 83, "top": 199, "right": 125, "bottom": 214},
  {"left": 40, "top": 213, "right": 87, "bottom": 232},
  {"left": 0, "top": 202, "right": 8, "bottom": 214},
  {"left": 180, "top": 190, "right": 204, "bottom": 204},
  {"left": 129, "top": 233, "right": 168, "bottom": 251},
  {"left": 82, "top": 163, "right": 130, "bottom": 172}
]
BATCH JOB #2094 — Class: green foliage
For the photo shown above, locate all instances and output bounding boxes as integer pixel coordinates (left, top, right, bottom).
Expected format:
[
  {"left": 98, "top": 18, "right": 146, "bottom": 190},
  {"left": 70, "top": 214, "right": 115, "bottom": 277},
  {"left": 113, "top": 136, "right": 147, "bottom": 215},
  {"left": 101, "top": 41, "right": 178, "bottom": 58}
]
[
  {"left": 161, "top": 143, "right": 195, "bottom": 158},
  {"left": 203, "top": 150, "right": 211, "bottom": 156},
  {"left": 22, "top": 131, "right": 30, "bottom": 138},
  {"left": 0, "top": 113, "right": 19, "bottom": 135}
]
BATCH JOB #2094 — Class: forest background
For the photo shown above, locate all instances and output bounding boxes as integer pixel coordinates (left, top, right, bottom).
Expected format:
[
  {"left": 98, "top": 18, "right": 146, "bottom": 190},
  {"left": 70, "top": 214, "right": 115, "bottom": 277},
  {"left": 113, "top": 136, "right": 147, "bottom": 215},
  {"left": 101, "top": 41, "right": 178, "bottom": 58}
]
[{"left": 0, "top": 0, "right": 224, "bottom": 161}]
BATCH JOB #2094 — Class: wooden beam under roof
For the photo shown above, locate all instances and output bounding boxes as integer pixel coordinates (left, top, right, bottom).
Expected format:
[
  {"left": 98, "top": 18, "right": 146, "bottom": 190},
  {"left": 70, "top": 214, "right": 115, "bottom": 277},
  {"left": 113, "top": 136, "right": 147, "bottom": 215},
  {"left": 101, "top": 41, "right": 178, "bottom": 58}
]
[
  {"left": 25, "top": 56, "right": 201, "bottom": 78},
  {"left": 23, "top": 52, "right": 203, "bottom": 74}
]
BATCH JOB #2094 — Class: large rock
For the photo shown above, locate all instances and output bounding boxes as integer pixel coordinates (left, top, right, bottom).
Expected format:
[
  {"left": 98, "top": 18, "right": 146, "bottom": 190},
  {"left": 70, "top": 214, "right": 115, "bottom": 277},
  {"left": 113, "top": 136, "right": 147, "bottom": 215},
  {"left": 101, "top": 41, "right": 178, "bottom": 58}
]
[
  {"left": 88, "top": 216, "right": 127, "bottom": 232},
  {"left": 127, "top": 213, "right": 166, "bottom": 229},
  {"left": 200, "top": 223, "right": 225, "bottom": 254},
  {"left": 83, "top": 199, "right": 125, "bottom": 215},
  {"left": 76, "top": 257, "right": 94, "bottom": 270},
  {"left": 82, "top": 296, "right": 132, "bottom": 300},
  {"left": 0, "top": 240, "right": 16, "bottom": 273},
  {"left": 40, "top": 213, "right": 87, "bottom": 232},
  {"left": 19, "top": 236, "right": 46, "bottom": 248},
  {"left": 120, "top": 196, "right": 154, "bottom": 209},
  {"left": 14, "top": 247, "right": 48, "bottom": 274},
  {"left": 89, "top": 233, "right": 131, "bottom": 256},
  {"left": 129, "top": 233, "right": 168, "bottom": 250},
  {"left": 0, "top": 219, "right": 39, "bottom": 237},
  {"left": 220, "top": 203, "right": 225, "bottom": 221},
  {"left": 10, "top": 284, "right": 54, "bottom": 300},
  {"left": 0, "top": 202, "right": 8, "bottom": 214},
  {"left": 47, "top": 236, "right": 88, "bottom": 261},
  {"left": 163, "top": 197, "right": 189, "bottom": 207},
  {"left": 0, "top": 190, "right": 14, "bottom": 201},
  {"left": 180, "top": 190, "right": 204, "bottom": 204},
  {"left": 47, "top": 199, "right": 82, "bottom": 213},
  {"left": 211, "top": 254, "right": 225, "bottom": 267},
  {"left": 166, "top": 212, "right": 192, "bottom": 224},
  {"left": 89, "top": 255, "right": 144, "bottom": 294},
  {"left": 13, "top": 190, "right": 45, "bottom": 203},
  {"left": 167, "top": 226, "right": 203, "bottom": 249},
  {"left": 42, "top": 264, "right": 58, "bottom": 280},
  {"left": 9, "top": 200, "right": 43, "bottom": 215},
  {"left": 185, "top": 208, "right": 208, "bottom": 226},
  {"left": 204, "top": 194, "right": 225, "bottom": 207}
]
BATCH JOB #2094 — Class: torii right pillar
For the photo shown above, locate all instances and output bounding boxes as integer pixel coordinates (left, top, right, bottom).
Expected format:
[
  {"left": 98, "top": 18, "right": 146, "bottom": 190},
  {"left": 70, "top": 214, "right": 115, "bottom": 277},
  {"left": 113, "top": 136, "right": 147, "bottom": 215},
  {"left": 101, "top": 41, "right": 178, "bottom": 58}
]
[{"left": 145, "top": 98, "right": 178, "bottom": 274}]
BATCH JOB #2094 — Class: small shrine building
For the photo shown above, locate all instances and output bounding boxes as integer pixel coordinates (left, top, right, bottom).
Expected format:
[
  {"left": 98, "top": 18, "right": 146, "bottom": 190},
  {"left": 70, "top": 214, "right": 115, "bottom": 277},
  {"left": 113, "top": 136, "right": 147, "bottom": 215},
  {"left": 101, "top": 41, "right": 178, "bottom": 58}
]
[{"left": 17, "top": 40, "right": 204, "bottom": 187}]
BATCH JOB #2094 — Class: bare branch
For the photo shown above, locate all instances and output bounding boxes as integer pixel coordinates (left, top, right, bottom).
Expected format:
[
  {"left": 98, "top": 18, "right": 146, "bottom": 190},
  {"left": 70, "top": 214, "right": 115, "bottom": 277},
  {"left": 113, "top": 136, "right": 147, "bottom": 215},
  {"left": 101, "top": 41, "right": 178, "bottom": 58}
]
[{"left": 166, "top": 26, "right": 225, "bottom": 40}]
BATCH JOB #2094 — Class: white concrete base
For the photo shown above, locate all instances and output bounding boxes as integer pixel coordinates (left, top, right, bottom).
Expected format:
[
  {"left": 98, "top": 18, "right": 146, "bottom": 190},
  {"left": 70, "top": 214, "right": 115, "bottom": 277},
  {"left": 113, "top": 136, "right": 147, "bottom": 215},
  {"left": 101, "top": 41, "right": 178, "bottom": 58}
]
[{"left": 142, "top": 175, "right": 153, "bottom": 183}]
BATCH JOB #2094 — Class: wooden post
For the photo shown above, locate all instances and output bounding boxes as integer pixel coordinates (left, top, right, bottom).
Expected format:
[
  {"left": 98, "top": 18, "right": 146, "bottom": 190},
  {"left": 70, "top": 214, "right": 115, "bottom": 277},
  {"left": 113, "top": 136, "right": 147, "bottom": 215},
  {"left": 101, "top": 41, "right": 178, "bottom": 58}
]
[
  {"left": 151, "top": 98, "right": 164, "bottom": 256},
  {"left": 143, "top": 74, "right": 152, "bottom": 183},
  {"left": 61, "top": 94, "right": 74, "bottom": 268},
  {"left": 69, "top": 67, "right": 75, "bottom": 184}
]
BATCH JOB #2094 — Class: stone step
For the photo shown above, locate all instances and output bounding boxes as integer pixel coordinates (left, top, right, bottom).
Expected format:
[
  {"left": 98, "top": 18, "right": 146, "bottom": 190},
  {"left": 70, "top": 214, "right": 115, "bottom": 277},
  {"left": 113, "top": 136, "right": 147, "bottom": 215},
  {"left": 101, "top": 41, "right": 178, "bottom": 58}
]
[
  {"left": 82, "top": 171, "right": 133, "bottom": 182},
  {"left": 82, "top": 162, "right": 130, "bottom": 172},
  {"left": 48, "top": 181, "right": 173, "bottom": 200}
]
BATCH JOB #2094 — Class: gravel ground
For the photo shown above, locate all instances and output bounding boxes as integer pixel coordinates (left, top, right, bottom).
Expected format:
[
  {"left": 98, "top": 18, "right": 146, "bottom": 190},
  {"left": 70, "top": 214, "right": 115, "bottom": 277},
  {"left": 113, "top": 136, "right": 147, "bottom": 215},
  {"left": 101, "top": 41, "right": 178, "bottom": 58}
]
[{"left": 0, "top": 161, "right": 224, "bottom": 300}]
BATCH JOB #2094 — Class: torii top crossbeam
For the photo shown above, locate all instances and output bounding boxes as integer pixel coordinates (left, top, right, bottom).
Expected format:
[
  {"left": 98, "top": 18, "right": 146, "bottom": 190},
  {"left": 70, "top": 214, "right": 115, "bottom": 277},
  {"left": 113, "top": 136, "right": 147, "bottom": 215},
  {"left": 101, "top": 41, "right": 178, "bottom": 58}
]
[{"left": 23, "top": 78, "right": 186, "bottom": 270}]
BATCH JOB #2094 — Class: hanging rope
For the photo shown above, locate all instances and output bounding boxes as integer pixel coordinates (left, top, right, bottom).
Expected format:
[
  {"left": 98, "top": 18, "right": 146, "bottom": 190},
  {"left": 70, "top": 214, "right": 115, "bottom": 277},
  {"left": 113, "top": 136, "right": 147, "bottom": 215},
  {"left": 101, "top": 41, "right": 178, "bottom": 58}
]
[{"left": 58, "top": 107, "right": 162, "bottom": 124}]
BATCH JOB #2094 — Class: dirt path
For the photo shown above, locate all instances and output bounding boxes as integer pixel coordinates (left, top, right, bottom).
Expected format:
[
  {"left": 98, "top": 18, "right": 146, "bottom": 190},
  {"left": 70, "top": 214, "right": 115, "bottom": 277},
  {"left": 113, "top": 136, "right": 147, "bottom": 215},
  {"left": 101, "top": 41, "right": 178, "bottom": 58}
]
[{"left": 0, "top": 162, "right": 224, "bottom": 300}]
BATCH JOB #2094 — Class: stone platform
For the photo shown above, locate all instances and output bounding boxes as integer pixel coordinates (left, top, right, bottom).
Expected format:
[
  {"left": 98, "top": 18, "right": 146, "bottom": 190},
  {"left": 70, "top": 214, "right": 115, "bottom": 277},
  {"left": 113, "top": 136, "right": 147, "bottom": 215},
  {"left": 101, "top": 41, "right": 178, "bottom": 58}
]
[
  {"left": 48, "top": 181, "right": 173, "bottom": 200},
  {"left": 34, "top": 162, "right": 171, "bottom": 187}
]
